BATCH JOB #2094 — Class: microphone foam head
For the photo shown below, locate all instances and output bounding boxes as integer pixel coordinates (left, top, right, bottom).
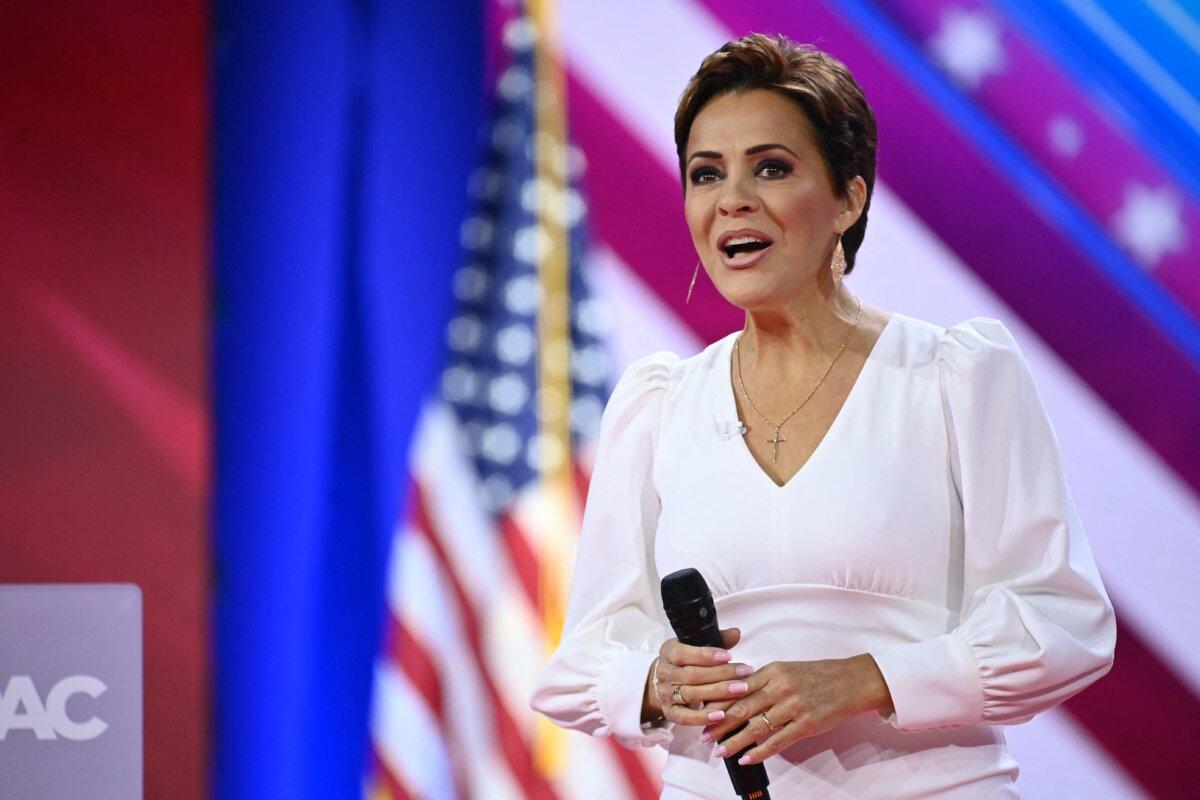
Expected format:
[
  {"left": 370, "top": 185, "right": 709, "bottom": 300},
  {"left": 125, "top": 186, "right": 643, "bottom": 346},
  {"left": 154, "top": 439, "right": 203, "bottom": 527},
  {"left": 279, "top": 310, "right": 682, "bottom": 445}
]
[{"left": 660, "top": 567, "right": 711, "bottom": 609}]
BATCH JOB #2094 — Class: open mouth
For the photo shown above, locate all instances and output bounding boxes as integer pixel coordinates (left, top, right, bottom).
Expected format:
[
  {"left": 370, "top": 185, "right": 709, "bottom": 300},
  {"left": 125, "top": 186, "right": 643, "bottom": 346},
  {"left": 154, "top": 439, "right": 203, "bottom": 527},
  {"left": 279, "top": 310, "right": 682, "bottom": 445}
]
[{"left": 722, "top": 240, "right": 772, "bottom": 259}]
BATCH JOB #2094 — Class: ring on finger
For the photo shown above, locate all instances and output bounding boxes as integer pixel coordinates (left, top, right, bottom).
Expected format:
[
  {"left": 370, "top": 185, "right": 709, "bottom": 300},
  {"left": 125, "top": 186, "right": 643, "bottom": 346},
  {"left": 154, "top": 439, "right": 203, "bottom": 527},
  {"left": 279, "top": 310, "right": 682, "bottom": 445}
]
[
  {"left": 759, "top": 711, "right": 777, "bottom": 732},
  {"left": 671, "top": 684, "right": 687, "bottom": 705}
]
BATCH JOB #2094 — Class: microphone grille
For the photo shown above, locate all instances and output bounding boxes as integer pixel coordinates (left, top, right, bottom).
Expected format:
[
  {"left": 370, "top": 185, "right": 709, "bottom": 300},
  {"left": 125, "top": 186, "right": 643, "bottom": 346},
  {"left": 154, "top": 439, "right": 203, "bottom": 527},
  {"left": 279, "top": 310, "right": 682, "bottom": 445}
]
[{"left": 660, "top": 568, "right": 711, "bottom": 609}]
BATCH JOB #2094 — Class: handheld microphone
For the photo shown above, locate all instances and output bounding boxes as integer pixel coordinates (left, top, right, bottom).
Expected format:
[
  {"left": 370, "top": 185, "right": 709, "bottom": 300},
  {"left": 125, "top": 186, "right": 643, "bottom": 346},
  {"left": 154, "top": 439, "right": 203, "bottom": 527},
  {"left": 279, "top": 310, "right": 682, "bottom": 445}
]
[{"left": 661, "top": 568, "right": 770, "bottom": 800}]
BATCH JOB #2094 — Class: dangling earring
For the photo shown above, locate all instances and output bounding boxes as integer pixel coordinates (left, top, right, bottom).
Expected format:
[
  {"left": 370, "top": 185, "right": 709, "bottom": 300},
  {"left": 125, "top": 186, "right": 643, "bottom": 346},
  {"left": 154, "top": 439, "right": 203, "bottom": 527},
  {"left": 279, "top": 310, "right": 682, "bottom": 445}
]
[
  {"left": 686, "top": 259, "right": 701, "bottom": 304},
  {"left": 830, "top": 231, "right": 847, "bottom": 284}
]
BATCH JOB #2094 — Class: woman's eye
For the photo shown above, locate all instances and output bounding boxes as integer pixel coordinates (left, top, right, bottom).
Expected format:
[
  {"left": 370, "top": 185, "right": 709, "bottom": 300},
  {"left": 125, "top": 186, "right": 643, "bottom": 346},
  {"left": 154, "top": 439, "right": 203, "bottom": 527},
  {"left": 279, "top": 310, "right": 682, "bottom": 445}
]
[
  {"left": 757, "top": 160, "right": 790, "bottom": 178},
  {"left": 689, "top": 160, "right": 790, "bottom": 185}
]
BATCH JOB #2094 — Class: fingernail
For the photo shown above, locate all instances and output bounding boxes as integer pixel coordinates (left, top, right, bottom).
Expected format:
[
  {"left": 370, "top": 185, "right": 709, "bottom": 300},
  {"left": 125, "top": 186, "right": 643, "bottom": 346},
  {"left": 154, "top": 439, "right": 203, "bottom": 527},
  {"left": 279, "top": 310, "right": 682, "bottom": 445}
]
[
  {"left": 707, "top": 709, "right": 725, "bottom": 721},
  {"left": 734, "top": 664, "right": 753, "bottom": 677},
  {"left": 699, "top": 732, "right": 711, "bottom": 743},
  {"left": 713, "top": 650, "right": 731, "bottom": 663},
  {"left": 729, "top": 681, "right": 748, "bottom": 693},
  {"left": 738, "top": 755, "right": 750, "bottom": 765},
  {"left": 713, "top": 745, "right": 728, "bottom": 758}
]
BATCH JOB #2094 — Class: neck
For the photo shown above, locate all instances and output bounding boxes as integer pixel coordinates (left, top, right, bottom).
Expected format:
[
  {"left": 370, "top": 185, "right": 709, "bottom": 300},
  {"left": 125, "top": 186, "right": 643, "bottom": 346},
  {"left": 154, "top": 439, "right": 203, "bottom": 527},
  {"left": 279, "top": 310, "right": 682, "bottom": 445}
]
[{"left": 737, "top": 283, "right": 861, "bottom": 375}]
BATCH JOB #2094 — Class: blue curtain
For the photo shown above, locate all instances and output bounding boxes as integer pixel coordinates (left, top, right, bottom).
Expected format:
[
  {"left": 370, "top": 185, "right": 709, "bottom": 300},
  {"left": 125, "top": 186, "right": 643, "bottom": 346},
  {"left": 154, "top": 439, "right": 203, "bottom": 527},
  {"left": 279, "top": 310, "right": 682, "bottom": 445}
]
[{"left": 212, "top": 2, "right": 483, "bottom": 796}]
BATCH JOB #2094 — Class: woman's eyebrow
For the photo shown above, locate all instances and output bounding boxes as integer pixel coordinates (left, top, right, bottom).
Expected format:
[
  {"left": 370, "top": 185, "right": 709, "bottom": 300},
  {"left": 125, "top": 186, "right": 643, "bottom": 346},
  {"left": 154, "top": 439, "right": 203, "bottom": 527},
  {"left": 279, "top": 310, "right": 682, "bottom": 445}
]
[{"left": 686, "top": 143, "right": 799, "bottom": 164}]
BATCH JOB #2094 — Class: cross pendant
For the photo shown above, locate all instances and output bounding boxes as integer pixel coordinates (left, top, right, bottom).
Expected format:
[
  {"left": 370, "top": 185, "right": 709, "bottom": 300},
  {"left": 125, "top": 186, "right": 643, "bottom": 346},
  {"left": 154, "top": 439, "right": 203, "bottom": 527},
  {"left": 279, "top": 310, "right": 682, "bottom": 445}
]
[{"left": 768, "top": 427, "right": 786, "bottom": 463}]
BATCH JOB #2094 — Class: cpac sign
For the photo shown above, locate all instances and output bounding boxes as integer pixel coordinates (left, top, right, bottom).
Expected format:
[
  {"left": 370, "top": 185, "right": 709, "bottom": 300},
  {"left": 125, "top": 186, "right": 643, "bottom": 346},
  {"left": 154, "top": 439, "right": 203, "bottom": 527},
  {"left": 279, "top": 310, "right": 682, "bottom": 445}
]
[
  {"left": 0, "top": 585, "right": 140, "bottom": 798},
  {"left": 0, "top": 675, "right": 109, "bottom": 741}
]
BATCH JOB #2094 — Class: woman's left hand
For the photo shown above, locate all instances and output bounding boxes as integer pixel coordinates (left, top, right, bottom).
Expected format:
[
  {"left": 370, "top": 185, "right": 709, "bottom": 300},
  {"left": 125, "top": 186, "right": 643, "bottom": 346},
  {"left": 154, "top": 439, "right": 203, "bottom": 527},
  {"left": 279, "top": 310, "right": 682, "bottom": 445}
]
[{"left": 700, "top": 654, "right": 894, "bottom": 765}]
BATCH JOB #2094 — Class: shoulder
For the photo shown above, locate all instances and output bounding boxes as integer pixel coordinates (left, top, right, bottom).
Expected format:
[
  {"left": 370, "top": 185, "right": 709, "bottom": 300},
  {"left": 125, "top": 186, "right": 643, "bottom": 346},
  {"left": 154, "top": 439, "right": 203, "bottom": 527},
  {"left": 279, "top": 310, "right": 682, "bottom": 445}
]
[
  {"left": 882, "top": 312, "right": 1024, "bottom": 370},
  {"left": 936, "top": 316, "right": 1027, "bottom": 382},
  {"left": 610, "top": 349, "right": 682, "bottom": 400},
  {"left": 915, "top": 316, "right": 1039, "bottom": 414},
  {"left": 603, "top": 336, "right": 732, "bottom": 428},
  {"left": 601, "top": 350, "right": 682, "bottom": 435},
  {"left": 610, "top": 333, "right": 732, "bottom": 398}
]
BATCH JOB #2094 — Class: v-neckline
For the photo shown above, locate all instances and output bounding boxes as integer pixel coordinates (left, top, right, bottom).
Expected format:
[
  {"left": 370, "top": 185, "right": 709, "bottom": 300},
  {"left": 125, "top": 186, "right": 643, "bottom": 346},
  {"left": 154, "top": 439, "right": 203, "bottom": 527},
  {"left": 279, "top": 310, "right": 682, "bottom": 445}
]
[{"left": 723, "top": 313, "right": 898, "bottom": 491}]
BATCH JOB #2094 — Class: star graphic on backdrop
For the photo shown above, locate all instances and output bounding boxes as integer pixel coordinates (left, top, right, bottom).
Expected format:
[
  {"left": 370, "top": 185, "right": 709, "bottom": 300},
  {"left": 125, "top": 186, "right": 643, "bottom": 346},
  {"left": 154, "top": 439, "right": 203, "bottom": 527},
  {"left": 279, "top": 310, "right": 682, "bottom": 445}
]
[
  {"left": 929, "top": 7, "right": 1006, "bottom": 89},
  {"left": 1047, "top": 114, "right": 1084, "bottom": 158},
  {"left": 1111, "top": 183, "right": 1187, "bottom": 268}
]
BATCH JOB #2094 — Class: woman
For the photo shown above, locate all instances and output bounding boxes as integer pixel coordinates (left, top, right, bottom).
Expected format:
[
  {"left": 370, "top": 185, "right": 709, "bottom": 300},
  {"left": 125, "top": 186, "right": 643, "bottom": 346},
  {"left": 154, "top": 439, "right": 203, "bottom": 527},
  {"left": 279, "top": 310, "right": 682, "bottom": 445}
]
[{"left": 530, "top": 33, "right": 1115, "bottom": 798}]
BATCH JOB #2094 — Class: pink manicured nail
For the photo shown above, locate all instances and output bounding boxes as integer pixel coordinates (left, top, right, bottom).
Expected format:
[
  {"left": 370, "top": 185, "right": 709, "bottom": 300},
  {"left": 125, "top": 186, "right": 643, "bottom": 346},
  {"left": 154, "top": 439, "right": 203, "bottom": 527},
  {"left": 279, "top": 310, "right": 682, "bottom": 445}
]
[
  {"left": 729, "top": 681, "right": 748, "bottom": 693},
  {"left": 713, "top": 745, "right": 728, "bottom": 758},
  {"left": 699, "top": 732, "right": 711, "bottom": 743},
  {"left": 707, "top": 709, "right": 725, "bottom": 721},
  {"left": 713, "top": 650, "right": 731, "bottom": 663},
  {"left": 738, "top": 755, "right": 751, "bottom": 765},
  {"left": 734, "top": 664, "right": 753, "bottom": 677}
]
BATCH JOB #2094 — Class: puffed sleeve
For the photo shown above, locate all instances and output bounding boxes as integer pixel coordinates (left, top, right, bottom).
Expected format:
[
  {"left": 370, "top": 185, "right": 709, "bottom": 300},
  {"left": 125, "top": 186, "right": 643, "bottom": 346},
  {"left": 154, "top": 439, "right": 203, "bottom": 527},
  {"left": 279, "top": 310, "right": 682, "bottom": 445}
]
[
  {"left": 866, "top": 318, "right": 1116, "bottom": 732},
  {"left": 529, "top": 350, "right": 680, "bottom": 749}
]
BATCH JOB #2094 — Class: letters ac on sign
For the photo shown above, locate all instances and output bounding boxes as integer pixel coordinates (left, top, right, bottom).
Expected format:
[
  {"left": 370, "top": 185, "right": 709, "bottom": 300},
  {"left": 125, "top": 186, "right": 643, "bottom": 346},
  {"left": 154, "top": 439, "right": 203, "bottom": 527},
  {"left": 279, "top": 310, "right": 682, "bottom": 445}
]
[{"left": 0, "top": 675, "right": 109, "bottom": 741}]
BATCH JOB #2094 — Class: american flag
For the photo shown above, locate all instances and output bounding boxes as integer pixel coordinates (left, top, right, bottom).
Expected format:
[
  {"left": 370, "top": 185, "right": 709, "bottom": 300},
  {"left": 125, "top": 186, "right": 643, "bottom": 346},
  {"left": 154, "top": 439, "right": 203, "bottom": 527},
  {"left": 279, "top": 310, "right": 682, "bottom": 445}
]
[
  {"left": 366, "top": 7, "right": 664, "bottom": 798},
  {"left": 369, "top": 0, "right": 1200, "bottom": 797}
]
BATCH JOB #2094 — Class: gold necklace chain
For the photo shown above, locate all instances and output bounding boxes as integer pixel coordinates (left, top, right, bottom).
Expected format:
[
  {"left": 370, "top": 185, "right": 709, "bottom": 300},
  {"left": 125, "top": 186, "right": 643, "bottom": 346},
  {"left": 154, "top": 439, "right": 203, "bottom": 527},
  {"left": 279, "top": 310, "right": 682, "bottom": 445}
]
[{"left": 735, "top": 295, "right": 863, "bottom": 464}]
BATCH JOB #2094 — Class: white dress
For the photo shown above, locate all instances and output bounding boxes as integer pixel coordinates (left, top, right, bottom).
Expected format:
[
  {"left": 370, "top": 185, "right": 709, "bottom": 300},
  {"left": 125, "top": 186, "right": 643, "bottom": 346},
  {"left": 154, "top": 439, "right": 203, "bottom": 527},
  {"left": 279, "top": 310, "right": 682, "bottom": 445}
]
[{"left": 529, "top": 312, "right": 1116, "bottom": 799}]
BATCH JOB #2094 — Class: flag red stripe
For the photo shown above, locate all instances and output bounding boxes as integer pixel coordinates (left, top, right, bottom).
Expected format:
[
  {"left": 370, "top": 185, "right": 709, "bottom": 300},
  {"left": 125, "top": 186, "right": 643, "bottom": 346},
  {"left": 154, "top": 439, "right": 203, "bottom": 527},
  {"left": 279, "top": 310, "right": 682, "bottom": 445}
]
[
  {"left": 391, "top": 612, "right": 445, "bottom": 724},
  {"left": 369, "top": 746, "right": 413, "bottom": 800},
  {"left": 607, "top": 744, "right": 662, "bottom": 800},
  {"left": 572, "top": 461, "right": 592, "bottom": 507},
  {"left": 500, "top": 511, "right": 541, "bottom": 618},
  {"left": 410, "top": 481, "right": 562, "bottom": 800},
  {"left": 389, "top": 612, "right": 473, "bottom": 800}
]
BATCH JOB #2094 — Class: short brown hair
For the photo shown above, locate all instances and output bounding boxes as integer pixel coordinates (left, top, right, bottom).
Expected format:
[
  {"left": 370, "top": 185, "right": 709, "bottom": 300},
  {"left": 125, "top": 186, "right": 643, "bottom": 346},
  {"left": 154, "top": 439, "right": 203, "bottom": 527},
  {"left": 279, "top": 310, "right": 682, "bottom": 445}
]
[{"left": 674, "top": 33, "right": 878, "bottom": 274}]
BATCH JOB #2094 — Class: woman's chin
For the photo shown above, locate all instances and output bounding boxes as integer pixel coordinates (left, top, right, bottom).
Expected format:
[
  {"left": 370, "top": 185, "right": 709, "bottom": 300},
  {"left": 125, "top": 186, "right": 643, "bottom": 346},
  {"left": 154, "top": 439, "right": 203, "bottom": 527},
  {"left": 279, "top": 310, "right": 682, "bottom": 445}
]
[{"left": 717, "top": 280, "right": 786, "bottom": 310}]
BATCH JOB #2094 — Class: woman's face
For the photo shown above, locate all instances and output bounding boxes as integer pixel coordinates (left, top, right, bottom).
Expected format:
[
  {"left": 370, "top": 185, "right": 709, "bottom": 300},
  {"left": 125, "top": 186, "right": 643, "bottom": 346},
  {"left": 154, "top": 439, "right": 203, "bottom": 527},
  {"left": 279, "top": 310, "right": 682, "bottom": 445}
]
[{"left": 683, "top": 89, "right": 862, "bottom": 309}]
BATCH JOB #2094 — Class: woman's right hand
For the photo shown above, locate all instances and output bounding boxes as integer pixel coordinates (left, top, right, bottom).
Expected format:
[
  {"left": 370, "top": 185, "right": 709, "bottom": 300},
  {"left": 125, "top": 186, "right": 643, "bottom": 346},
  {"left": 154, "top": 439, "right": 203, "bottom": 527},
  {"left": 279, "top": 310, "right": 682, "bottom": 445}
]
[{"left": 641, "top": 627, "right": 754, "bottom": 726}]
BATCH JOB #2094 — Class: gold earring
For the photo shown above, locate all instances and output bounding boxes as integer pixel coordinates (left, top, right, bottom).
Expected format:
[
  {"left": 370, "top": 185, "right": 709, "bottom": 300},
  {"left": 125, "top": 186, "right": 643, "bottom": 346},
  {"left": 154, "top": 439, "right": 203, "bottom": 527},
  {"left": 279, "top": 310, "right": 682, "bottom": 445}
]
[
  {"left": 831, "top": 231, "right": 847, "bottom": 284},
  {"left": 686, "top": 259, "right": 701, "bottom": 304}
]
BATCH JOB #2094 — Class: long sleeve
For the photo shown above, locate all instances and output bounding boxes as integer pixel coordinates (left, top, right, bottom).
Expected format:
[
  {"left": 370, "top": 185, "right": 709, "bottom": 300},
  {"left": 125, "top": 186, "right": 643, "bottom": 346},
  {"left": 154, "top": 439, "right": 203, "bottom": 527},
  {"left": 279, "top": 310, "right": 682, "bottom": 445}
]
[
  {"left": 867, "top": 318, "right": 1116, "bottom": 732},
  {"left": 529, "top": 350, "right": 680, "bottom": 749}
]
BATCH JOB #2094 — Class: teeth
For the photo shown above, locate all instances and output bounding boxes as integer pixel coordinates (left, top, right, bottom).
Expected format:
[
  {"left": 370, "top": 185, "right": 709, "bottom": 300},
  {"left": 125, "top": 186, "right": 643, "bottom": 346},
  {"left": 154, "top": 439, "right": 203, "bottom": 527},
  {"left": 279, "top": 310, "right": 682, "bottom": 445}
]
[{"left": 725, "top": 235, "right": 768, "bottom": 247}]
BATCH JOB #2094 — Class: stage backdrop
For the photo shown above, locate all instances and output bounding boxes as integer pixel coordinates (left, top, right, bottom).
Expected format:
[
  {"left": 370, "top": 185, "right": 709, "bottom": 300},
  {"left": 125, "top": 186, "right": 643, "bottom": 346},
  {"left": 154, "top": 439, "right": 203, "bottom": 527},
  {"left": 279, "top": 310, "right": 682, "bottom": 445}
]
[{"left": 0, "top": 3, "right": 210, "bottom": 798}]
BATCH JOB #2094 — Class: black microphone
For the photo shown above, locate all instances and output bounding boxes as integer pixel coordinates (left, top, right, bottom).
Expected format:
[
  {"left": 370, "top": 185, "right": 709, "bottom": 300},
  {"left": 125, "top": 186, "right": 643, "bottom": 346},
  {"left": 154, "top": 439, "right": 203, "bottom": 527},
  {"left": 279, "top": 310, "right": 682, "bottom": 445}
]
[{"left": 661, "top": 568, "right": 770, "bottom": 800}]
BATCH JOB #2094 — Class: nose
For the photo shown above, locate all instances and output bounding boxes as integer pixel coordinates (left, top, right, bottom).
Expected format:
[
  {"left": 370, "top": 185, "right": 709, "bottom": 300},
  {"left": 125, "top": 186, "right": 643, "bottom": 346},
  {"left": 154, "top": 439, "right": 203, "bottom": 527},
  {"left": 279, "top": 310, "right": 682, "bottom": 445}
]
[{"left": 716, "top": 173, "right": 759, "bottom": 216}]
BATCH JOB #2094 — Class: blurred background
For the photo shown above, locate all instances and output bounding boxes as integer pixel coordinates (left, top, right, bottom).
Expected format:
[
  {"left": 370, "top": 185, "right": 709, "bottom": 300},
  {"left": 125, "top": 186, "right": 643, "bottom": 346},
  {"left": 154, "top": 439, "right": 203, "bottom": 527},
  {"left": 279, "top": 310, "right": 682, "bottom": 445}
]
[{"left": 2, "top": 0, "right": 1198, "bottom": 798}]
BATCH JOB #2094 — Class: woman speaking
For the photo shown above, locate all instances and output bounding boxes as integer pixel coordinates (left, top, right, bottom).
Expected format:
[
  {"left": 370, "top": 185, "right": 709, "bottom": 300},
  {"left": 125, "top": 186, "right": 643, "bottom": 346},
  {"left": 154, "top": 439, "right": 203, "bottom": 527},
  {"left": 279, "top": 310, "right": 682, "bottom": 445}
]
[{"left": 530, "top": 33, "right": 1116, "bottom": 798}]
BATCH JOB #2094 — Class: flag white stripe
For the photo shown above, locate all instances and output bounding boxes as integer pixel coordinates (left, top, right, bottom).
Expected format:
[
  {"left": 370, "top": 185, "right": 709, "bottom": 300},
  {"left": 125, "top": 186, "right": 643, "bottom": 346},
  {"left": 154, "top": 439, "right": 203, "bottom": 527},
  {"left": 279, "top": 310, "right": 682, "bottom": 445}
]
[{"left": 371, "top": 663, "right": 456, "bottom": 799}]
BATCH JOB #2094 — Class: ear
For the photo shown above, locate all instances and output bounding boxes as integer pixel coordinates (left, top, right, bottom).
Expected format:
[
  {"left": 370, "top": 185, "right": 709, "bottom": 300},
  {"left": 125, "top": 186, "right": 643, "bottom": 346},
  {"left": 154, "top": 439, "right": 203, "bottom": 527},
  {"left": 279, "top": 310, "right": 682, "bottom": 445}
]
[{"left": 837, "top": 175, "right": 868, "bottom": 231}]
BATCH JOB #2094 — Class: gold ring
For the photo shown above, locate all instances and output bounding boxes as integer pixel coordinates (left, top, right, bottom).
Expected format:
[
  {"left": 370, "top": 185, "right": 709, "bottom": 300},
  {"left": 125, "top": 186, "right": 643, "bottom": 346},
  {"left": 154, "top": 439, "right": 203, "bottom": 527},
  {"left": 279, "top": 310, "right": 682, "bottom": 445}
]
[
  {"left": 759, "top": 711, "right": 777, "bottom": 732},
  {"left": 671, "top": 684, "right": 687, "bottom": 705}
]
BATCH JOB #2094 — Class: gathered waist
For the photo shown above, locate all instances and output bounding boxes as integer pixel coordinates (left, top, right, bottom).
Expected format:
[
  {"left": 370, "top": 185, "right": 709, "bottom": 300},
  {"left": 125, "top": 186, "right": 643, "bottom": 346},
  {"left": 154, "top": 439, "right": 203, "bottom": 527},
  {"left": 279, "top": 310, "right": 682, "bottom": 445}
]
[
  {"left": 657, "top": 584, "right": 1016, "bottom": 799},
  {"left": 709, "top": 582, "right": 956, "bottom": 667}
]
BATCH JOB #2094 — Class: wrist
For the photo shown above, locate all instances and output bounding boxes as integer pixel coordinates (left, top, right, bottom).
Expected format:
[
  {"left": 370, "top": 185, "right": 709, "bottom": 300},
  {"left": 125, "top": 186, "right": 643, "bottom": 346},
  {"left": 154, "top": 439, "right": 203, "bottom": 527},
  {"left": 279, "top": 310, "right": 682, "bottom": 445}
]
[
  {"left": 855, "top": 653, "right": 894, "bottom": 716},
  {"left": 641, "top": 656, "right": 665, "bottom": 724}
]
